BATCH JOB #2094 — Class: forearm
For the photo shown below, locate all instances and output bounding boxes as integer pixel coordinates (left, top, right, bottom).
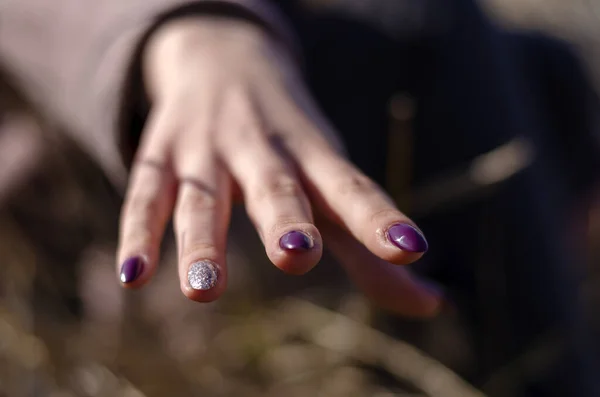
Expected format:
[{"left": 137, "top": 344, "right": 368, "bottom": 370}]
[{"left": 0, "top": 0, "right": 295, "bottom": 187}]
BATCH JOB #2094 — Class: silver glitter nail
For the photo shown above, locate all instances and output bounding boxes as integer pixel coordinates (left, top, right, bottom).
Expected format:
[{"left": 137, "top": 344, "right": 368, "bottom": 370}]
[{"left": 188, "top": 260, "right": 219, "bottom": 290}]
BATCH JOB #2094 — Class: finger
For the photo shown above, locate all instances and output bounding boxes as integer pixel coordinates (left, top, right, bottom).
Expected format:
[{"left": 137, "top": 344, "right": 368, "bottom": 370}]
[
  {"left": 117, "top": 112, "right": 177, "bottom": 288},
  {"left": 319, "top": 219, "right": 442, "bottom": 318},
  {"left": 296, "top": 144, "right": 428, "bottom": 266},
  {"left": 218, "top": 93, "right": 322, "bottom": 275},
  {"left": 173, "top": 148, "right": 231, "bottom": 302},
  {"left": 259, "top": 86, "right": 427, "bottom": 265},
  {"left": 224, "top": 133, "right": 323, "bottom": 275}
]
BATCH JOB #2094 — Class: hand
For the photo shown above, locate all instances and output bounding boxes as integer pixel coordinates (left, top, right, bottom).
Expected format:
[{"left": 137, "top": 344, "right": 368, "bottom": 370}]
[{"left": 116, "top": 18, "right": 442, "bottom": 317}]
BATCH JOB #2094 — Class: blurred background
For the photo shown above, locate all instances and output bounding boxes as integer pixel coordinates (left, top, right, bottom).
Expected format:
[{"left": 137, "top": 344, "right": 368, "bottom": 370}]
[{"left": 1, "top": 1, "right": 600, "bottom": 396}]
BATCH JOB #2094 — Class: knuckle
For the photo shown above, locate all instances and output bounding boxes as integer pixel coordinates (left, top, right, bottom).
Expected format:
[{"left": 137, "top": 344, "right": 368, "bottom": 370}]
[
  {"left": 120, "top": 195, "right": 164, "bottom": 246},
  {"left": 123, "top": 190, "right": 163, "bottom": 220},
  {"left": 179, "top": 188, "right": 218, "bottom": 214},
  {"left": 121, "top": 227, "right": 153, "bottom": 247},
  {"left": 253, "top": 173, "right": 302, "bottom": 202},
  {"left": 173, "top": 186, "right": 219, "bottom": 231},
  {"left": 335, "top": 172, "right": 378, "bottom": 197},
  {"left": 221, "top": 88, "right": 262, "bottom": 135}
]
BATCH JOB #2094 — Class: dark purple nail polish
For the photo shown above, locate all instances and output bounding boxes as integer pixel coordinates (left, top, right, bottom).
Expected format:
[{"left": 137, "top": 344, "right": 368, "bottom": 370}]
[
  {"left": 279, "top": 231, "right": 313, "bottom": 251},
  {"left": 386, "top": 223, "right": 428, "bottom": 253},
  {"left": 120, "top": 256, "right": 144, "bottom": 284}
]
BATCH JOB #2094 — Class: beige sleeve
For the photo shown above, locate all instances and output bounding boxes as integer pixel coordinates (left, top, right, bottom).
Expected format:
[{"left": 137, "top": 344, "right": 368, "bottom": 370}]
[{"left": 0, "top": 0, "right": 294, "bottom": 188}]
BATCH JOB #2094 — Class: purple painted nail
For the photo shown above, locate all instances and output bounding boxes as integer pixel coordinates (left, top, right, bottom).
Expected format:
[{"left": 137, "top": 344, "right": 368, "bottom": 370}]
[
  {"left": 279, "top": 231, "right": 313, "bottom": 251},
  {"left": 119, "top": 256, "right": 145, "bottom": 284},
  {"left": 386, "top": 223, "right": 428, "bottom": 253}
]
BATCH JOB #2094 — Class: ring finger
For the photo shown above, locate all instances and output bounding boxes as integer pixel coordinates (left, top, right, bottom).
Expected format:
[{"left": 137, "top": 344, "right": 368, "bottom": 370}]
[
  {"left": 218, "top": 99, "right": 322, "bottom": 274},
  {"left": 173, "top": 142, "right": 231, "bottom": 302}
]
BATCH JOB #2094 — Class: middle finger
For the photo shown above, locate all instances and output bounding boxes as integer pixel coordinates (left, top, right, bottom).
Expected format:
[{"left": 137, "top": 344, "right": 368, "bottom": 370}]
[
  {"left": 218, "top": 95, "right": 322, "bottom": 274},
  {"left": 173, "top": 145, "right": 231, "bottom": 302},
  {"left": 294, "top": 142, "right": 429, "bottom": 266}
]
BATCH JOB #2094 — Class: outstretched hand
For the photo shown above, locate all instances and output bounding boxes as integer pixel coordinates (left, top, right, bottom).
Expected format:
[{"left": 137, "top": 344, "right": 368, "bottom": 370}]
[{"left": 116, "top": 18, "right": 442, "bottom": 317}]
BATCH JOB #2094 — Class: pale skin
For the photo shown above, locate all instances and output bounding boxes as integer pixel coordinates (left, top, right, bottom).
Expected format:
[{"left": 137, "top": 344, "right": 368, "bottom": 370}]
[{"left": 117, "top": 17, "right": 442, "bottom": 318}]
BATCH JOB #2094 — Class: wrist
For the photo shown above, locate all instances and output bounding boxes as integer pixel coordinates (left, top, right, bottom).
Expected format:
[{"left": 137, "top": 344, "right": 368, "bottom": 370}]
[
  {"left": 144, "top": 17, "right": 268, "bottom": 100},
  {"left": 120, "top": 2, "right": 299, "bottom": 169},
  {"left": 142, "top": 1, "right": 300, "bottom": 102}
]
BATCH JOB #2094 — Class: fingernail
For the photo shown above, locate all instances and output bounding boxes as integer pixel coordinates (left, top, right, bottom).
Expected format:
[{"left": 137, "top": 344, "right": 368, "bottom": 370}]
[
  {"left": 386, "top": 223, "right": 429, "bottom": 253},
  {"left": 120, "top": 256, "right": 145, "bottom": 284},
  {"left": 188, "top": 260, "right": 219, "bottom": 290},
  {"left": 279, "top": 231, "right": 313, "bottom": 251}
]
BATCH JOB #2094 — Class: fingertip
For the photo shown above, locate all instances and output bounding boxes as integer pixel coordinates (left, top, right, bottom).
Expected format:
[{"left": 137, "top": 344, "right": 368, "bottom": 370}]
[
  {"left": 117, "top": 254, "right": 154, "bottom": 289},
  {"left": 347, "top": 258, "right": 442, "bottom": 318},
  {"left": 386, "top": 223, "right": 429, "bottom": 253},
  {"left": 372, "top": 223, "right": 429, "bottom": 265},
  {"left": 389, "top": 279, "right": 445, "bottom": 319},
  {"left": 181, "top": 285, "right": 223, "bottom": 302},
  {"left": 375, "top": 288, "right": 443, "bottom": 319},
  {"left": 181, "top": 259, "right": 227, "bottom": 302},
  {"left": 279, "top": 230, "right": 314, "bottom": 251},
  {"left": 269, "top": 228, "right": 323, "bottom": 275},
  {"left": 407, "top": 291, "right": 445, "bottom": 319},
  {"left": 371, "top": 244, "right": 426, "bottom": 266},
  {"left": 182, "top": 282, "right": 225, "bottom": 302},
  {"left": 276, "top": 254, "right": 322, "bottom": 275}
]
